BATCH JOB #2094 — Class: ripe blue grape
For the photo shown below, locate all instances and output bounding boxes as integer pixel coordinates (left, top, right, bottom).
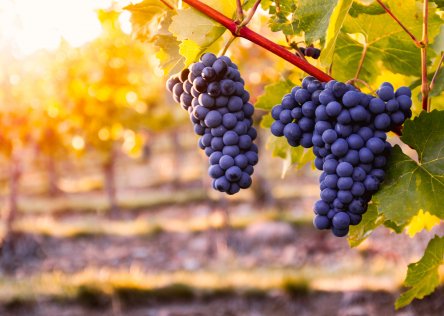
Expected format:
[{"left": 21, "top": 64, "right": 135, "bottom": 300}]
[
  {"left": 342, "top": 91, "right": 361, "bottom": 108},
  {"left": 377, "top": 85, "right": 394, "bottom": 101},
  {"left": 314, "top": 215, "right": 331, "bottom": 230},
  {"left": 326, "top": 101, "right": 342, "bottom": 117},
  {"left": 314, "top": 200, "right": 330, "bottom": 216},
  {"left": 332, "top": 212, "right": 350, "bottom": 229},
  {"left": 331, "top": 139, "right": 349, "bottom": 157}
]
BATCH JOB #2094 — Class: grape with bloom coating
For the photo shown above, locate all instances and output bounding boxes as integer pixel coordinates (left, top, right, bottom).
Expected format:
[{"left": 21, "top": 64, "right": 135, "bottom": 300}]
[
  {"left": 270, "top": 76, "right": 412, "bottom": 237},
  {"left": 167, "top": 53, "right": 258, "bottom": 195}
]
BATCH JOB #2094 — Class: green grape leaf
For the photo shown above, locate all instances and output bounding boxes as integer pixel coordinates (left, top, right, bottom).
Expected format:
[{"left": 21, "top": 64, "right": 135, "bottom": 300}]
[
  {"left": 267, "top": 1, "right": 297, "bottom": 35},
  {"left": 267, "top": 136, "right": 315, "bottom": 174},
  {"left": 329, "top": 32, "right": 379, "bottom": 82},
  {"left": 432, "top": 0, "right": 444, "bottom": 9},
  {"left": 331, "top": 0, "right": 442, "bottom": 83},
  {"left": 348, "top": 204, "right": 384, "bottom": 247},
  {"left": 432, "top": 25, "right": 444, "bottom": 53},
  {"left": 349, "top": 1, "right": 385, "bottom": 17},
  {"left": 244, "top": 0, "right": 273, "bottom": 10},
  {"left": 294, "top": 0, "right": 339, "bottom": 44},
  {"left": 266, "top": 0, "right": 342, "bottom": 44},
  {"left": 383, "top": 219, "right": 405, "bottom": 234},
  {"left": 396, "top": 235, "right": 444, "bottom": 309},
  {"left": 320, "top": 0, "right": 353, "bottom": 67},
  {"left": 255, "top": 80, "right": 294, "bottom": 111},
  {"left": 374, "top": 110, "right": 444, "bottom": 226},
  {"left": 260, "top": 113, "right": 275, "bottom": 129}
]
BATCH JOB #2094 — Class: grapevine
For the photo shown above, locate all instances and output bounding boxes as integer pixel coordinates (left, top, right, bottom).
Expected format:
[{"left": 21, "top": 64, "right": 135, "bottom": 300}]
[{"left": 125, "top": 0, "right": 444, "bottom": 308}]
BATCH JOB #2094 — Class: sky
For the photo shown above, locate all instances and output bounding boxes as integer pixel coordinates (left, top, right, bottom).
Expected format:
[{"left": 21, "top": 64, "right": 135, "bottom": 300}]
[{"left": 0, "top": 0, "right": 132, "bottom": 56}]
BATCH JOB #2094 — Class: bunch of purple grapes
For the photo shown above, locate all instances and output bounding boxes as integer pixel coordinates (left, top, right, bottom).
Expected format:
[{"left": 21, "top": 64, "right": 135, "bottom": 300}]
[
  {"left": 166, "top": 53, "right": 258, "bottom": 195},
  {"left": 270, "top": 76, "right": 412, "bottom": 237}
]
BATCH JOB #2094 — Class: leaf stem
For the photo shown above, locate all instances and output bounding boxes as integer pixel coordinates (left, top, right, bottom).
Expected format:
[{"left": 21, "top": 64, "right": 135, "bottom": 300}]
[
  {"left": 238, "top": 0, "right": 261, "bottom": 28},
  {"left": 220, "top": 36, "right": 237, "bottom": 56},
  {"left": 235, "top": 0, "right": 244, "bottom": 23},
  {"left": 421, "top": 0, "right": 429, "bottom": 111},
  {"left": 376, "top": 0, "right": 422, "bottom": 48},
  {"left": 354, "top": 43, "right": 368, "bottom": 80},
  {"left": 429, "top": 52, "right": 444, "bottom": 92},
  {"left": 159, "top": 0, "right": 175, "bottom": 10},
  {"left": 346, "top": 78, "right": 374, "bottom": 93},
  {"left": 182, "top": 0, "right": 333, "bottom": 82}
]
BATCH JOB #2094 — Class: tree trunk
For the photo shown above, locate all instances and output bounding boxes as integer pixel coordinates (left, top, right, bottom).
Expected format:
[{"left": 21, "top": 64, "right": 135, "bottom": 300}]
[
  {"left": 5, "top": 157, "right": 21, "bottom": 237},
  {"left": 103, "top": 148, "right": 118, "bottom": 215},
  {"left": 47, "top": 154, "right": 62, "bottom": 197}
]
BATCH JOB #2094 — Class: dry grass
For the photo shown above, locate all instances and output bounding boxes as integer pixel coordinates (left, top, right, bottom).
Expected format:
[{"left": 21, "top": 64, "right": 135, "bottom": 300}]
[
  {"left": 8, "top": 207, "right": 313, "bottom": 238},
  {"left": 0, "top": 265, "right": 405, "bottom": 306}
]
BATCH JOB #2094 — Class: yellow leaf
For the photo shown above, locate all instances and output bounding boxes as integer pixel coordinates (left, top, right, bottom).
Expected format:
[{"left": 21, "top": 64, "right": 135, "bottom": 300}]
[{"left": 406, "top": 210, "right": 441, "bottom": 238}]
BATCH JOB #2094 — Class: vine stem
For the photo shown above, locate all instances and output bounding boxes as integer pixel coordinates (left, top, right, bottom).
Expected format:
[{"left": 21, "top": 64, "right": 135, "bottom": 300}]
[
  {"left": 238, "top": 0, "right": 261, "bottom": 28},
  {"left": 421, "top": 0, "right": 429, "bottom": 111},
  {"left": 235, "top": 0, "right": 244, "bottom": 23},
  {"left": 376, "top": 0, "right": 422, "bottom": 48},
  {"left": 182, "top": 0, "right": 333, "bottom": 82},
  {"left": 220, "top": 36, "right": 237, "bottom": 56}
]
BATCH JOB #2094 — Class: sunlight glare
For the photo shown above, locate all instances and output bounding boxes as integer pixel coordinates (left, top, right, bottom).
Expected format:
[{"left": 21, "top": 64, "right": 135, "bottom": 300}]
[{"left": 1, "top": 0, "right": 132, "bottom": 55}]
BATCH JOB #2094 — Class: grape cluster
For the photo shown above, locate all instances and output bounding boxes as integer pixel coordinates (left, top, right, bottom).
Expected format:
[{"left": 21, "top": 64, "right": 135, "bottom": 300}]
[
  {"left": 166, "top": 53, "right": 258, "bottom": 195},
  {"left": 298, "top": 47, "right": 321, "bottom": 59},
  {"left": 270, "top": 77, "right": 412, "bottom": 237}
]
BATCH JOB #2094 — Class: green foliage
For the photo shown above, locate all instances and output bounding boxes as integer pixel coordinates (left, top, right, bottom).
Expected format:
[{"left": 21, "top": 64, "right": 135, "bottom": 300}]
[
  {"left": 410, "top": 71, "right": 444, "bottom": 97},
  {"left": 155, "top": 11, "right": 186, "bottom": 75},
  {"left": 256, "top": 79, "right": 314, "bottom": 173},
  {"left": 255, "top": 80, "right": 295, "bottom": 111},
  {"left": 262, "top": 0, "right": 340, "bottom": 44},
  {"left": 396, "top": 235, "right": 444, "bottom": 309},
  {"left": 374, "top": 110, "right": 444, "bottom": 227},
  {"left": 349, "top": 2, "right": 385, "bottom": 17},
  {"left": 126, "top": 0, "right": 234, "bottom": 75},
  {"left": 293, "top": 0, "right": 339, "bottom": 44},
  {"left": 432, "top": 0, "right": 444, "bottom": 9},
  {"left": 320, "top": 0, "right": 353, "bottom": 67},
  {"left": 125, "top": 1, "right": 185, "bottom": 75},
  {"left": 330, "top": 0, "right": 442, "bottom": 83},
  {"left": 266, "top": 137, "right": 315, "bottom": 176},
  {"left": 348, "top": 204, "right": 384, "bottom": 247},
  {"left": 124, "top": 0, "right": 168, "bottom": 42}
]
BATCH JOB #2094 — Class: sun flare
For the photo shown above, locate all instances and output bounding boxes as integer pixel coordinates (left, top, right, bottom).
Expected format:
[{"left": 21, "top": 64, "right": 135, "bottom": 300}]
[{"left": 0, "top": 0, "right": 132, "bottom": 56}]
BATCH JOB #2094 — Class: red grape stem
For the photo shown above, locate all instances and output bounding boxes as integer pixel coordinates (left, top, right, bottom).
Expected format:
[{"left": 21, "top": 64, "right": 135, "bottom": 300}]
[
  {"left": 182, "top": 0, "right": 333, "bottom": 82},
  {"left": 180, "top": 0, "right": 403, "bottom": 135}
]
